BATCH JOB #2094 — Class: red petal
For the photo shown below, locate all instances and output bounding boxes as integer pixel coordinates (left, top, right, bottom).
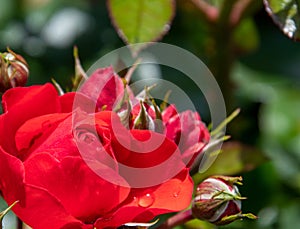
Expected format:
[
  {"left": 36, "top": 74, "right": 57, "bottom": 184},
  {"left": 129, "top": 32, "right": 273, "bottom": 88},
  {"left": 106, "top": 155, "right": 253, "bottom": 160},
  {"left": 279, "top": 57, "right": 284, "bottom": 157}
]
[
  {"left": 15, "top": 113, "right": 70, "bottom": 158},
  {"left": 19, "top": 113, "right": 81, "bottom": 161},
  {"left": 12, "top": 184, "right": 87, "bottom": 229},
  {"left": 60, "top": 92, "right": 97, "bottom": 114},
  {"left": 0, "top": 148, "right": 85, "bottom": 229},
  {"left": 0, "top": 146, "right": 25, "bottom": 206},
  {"left": 112, "top": 130, "right": 182, "bottom": 168},
  {"left": 0, "top": 84, "right": 61, "bottom": 155},
  {"left": 79, "top": 67, "right": 124, "bottom": 110},
  {"left": 24, "top": 153, "right": 130, "bottom": 223},
  {"left": 59, "top": 92, "right": 76, "bottom": 113},
  {"left": 162, "top": 104, "right": 178, "bottom": 122},
  {"left": 164, "top": 110, "right": 210, "bottom": 167},
  {"left": 111, "top": 128, "right": 187, "bottom": 187},
  {"left": 94, "top": 169, "right": 193, "bottom": 228}
]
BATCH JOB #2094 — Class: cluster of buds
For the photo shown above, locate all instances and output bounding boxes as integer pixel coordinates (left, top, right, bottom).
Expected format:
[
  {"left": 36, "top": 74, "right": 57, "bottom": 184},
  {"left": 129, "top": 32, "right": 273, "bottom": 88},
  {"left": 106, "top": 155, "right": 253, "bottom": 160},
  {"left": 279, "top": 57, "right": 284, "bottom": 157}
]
[
  {"left": 115, "top": 85, "right": 164, "bottom": 133},
  {"left": 0, "top": 48, "right": 29, "bottom": 93},
  {"left": 192, "top": 175, "right": 257, "bottom": 225}
]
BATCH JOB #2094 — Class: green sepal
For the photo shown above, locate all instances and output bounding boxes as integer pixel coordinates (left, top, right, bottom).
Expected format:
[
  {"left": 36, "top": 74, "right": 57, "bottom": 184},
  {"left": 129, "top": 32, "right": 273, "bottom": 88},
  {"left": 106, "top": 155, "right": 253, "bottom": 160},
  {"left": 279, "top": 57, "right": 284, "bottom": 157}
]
[
  {"left": 72, "top": 46, "right": 88, "bottom": 91},
  {"left": 215, "top": 212, "right": 257, "bottom": 225},
  {"left": 133, "top": 101, "right": 153, "bottom": 130}
]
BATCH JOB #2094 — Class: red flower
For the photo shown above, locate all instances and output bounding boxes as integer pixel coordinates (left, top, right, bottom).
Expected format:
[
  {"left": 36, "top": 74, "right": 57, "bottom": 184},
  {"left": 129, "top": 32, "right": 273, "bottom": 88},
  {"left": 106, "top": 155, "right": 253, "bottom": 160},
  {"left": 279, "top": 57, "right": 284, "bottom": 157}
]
[
  {"left": 0, "top": 67, "right": 206, "bottom": 229},
  {"left": 162, "top": 105, "right": 210, "bottom": 167}
]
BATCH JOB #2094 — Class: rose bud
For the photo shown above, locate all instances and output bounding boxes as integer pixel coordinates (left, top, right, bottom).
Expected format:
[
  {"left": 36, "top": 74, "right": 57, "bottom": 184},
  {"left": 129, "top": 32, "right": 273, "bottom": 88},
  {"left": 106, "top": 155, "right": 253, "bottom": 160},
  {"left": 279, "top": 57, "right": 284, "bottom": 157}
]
[
  {"left": 133, "top": 101, "right": 154, "bottom": 130},
  {"left": 192, "top": 175, "right": 257, "bottom": 225},
  {"left": 0, "top": 48, "right": 29, "bottom": 93}
]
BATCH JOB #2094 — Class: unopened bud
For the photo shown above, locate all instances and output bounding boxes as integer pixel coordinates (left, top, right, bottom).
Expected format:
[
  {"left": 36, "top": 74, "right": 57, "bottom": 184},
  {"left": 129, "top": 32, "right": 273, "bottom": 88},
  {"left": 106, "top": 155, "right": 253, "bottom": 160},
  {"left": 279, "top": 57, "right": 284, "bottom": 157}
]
[
  {"left": 133, "top": 101, "right": 155, "bottom": 131},
  {"left": 0, "top": 48, "right": 29, "bottom": 93},
  {"left": 192, "top": 176, "right": 257, "bottom": 225}
]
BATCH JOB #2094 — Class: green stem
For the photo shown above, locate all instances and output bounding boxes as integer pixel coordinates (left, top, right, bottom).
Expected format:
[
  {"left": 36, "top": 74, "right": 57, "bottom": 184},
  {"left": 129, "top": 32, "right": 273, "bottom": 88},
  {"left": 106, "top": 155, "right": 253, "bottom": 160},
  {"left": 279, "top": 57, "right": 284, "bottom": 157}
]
[
  {"left": 209, "top": 25, "right": 235, "bottom": 111},
  {"left": 157, "top": 209, "right": 194, "bottom": 229},
  {"left": 207, "top": 0, "right": 261, "bottom": 111}
]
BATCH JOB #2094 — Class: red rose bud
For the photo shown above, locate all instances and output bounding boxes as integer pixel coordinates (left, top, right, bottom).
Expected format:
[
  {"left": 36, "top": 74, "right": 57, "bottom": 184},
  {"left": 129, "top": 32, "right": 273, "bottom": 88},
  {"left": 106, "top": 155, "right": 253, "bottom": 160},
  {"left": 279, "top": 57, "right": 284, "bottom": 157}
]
[
  {"left": 192, "top": 176, "right": 257, "bottom": 225},
  {"left": 0, "top": 48, "right": 29, "bottom": 93}
]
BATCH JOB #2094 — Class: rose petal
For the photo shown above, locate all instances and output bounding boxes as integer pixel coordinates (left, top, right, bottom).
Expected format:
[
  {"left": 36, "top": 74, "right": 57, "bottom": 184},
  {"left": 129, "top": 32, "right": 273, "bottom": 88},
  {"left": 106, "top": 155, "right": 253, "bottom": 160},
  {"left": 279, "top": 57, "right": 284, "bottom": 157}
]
[
  {"left": 60, "top": 92, "right": 97, "bottom": 114},
  {"left": 94, "top": 169, "right": 193, "bottom": 228},
  {"left": 0, "top": 84, "right": 61, "bottom": 155},
  {"left": 164, "top": 110, "right": 210, "bottom": 167},
  {"left": 24, "top": 153, "right": 130, "bottom": 223},
  {"left": 0, "top": 147, "right": 89, "bottom": 228},
  {"left": 15, "top": 113, "right": 70, "bottom": 158},
  {"left": 0, "top": 146, "right": 25, "bottom": 206},
  {"left": 162, "top": 104, "right": 178, "bottom": 123},
  {"left": 1, "top": 84, "right": 58, "bottom": 113},
  {"left": 13, "top": 184, "right": 87, "bottom": 229},
  {"left": 21, "top": 113, "right": 80, "bottom": 161},
  {"left": 59, "top": 92, "right": 76, "bottom": 113},
  {"left": 112, "top": 130, "right": 181, "bottom": 168},
  {"left": 79, "top": 67, "right": 124, "bottom": 110}
]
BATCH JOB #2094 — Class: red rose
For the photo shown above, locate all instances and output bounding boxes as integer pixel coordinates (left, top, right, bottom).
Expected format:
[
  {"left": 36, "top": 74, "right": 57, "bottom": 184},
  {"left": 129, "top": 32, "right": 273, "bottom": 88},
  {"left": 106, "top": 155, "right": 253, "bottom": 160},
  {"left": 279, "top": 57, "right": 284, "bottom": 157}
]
[
  {"left": 162, "top": 105, "right": 210, "bottom": 167},
  {"left": 0, "top": 67, "right": 204, "bottom": 229}
]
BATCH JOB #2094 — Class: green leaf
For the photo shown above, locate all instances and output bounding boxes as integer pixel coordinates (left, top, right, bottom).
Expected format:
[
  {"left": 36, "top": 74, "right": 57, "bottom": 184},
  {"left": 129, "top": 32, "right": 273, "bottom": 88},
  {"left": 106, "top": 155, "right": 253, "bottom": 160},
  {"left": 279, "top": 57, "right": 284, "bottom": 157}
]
[
  {"left": 260, "top": 87, "right": 300, "bottom": 191},
  {"left": 194, "top": 142, "right": 267, "bottom": 184},
  {"left": 232, "top": 63, "right": 300, "bottom": 192},
  {"left": 264, "top": 0, "right": 300, "bottom": 40},
  {"left": 107, "top": 0, "right": 175, "bottom": 54}
]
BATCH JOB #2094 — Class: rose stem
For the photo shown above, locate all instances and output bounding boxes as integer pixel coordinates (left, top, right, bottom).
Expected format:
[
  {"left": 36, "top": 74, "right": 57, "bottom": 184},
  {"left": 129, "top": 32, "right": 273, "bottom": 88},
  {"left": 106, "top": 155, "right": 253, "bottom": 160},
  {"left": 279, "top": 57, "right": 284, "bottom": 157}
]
[{"left": 157, "top": 209, "right": 194, "bottom": 229}]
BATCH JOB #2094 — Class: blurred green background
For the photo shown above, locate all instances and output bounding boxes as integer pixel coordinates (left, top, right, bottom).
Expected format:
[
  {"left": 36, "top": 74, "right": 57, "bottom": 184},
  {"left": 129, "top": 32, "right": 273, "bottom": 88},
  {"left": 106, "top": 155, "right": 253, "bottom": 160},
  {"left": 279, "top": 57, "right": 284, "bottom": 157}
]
[{"left": 1, "top": 0, "right": 300, "bottom": 229}]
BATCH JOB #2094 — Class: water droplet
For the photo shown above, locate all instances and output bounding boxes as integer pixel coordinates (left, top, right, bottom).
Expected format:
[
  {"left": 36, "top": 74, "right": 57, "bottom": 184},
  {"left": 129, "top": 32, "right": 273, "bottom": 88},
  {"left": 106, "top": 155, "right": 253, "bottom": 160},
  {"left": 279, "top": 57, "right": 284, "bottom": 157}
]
[
  {"left": 132, "top": 196, "right": 138, "bottom": 205},
  {"left": 173, "top": 187, "right": 181, "bottom": 198},
  {"left": 138, "top": 193, "right": 154, "bottom": 208}
]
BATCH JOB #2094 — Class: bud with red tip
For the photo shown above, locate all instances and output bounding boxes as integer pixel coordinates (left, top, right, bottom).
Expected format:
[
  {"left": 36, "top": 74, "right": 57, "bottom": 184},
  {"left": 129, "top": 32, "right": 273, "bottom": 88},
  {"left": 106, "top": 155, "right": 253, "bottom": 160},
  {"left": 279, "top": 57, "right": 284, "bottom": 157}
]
[
  {"left": 192, "top": 175, "right": 257, "bottom": 225},
  {"left": 0, "top": 48, "right": 29, "bottom": 93}
]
